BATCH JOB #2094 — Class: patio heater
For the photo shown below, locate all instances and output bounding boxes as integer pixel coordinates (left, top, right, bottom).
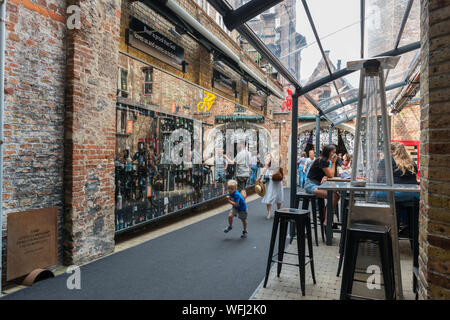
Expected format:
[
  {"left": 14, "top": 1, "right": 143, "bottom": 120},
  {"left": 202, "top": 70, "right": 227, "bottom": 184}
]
[{"left": 346, "top": 56, "right": 403, "bottom": 299}]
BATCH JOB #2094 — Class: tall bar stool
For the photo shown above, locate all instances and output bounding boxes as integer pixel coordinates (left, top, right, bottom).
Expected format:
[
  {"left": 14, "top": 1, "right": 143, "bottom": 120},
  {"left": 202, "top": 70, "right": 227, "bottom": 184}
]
[
  {"left": 264, "top": 208, "right": 316, "bottom": 296},
  {"left": 336, "top": 204, "right": 349, "bottom": 277},
  {"left": 292, "top": 192, "right": 325, "bottom": 246},
  {"left": 340, "top": 223, "right": 396, "bottom": 300}
]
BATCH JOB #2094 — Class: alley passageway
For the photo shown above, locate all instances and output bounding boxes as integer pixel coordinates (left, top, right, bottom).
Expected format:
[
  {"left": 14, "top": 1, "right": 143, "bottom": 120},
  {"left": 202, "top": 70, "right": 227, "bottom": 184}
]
[{"left": 2, "top": 194, "right": 290, "bottom": 300}]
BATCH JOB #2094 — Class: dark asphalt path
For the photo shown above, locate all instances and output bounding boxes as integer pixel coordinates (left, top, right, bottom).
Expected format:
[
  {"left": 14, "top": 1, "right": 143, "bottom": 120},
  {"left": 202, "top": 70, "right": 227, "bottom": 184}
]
[{"left": 2, "top": 190, "right": 290, "bottom": 300}]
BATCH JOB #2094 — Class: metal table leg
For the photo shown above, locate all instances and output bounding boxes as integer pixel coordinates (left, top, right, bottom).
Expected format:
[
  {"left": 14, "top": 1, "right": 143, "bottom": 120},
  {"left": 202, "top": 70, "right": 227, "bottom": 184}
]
[{"left": 326, "top": 190, "right": 333, "bottom": 245}]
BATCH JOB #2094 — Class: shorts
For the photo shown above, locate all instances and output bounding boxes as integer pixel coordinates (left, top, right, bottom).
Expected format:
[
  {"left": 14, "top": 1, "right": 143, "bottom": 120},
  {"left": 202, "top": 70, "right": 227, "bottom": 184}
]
[
  {"left": 304, "top": 178, "right": 320, "bottom": 194},
  {"left": 236, "top": 176, "right": 249, "bottom": 191},
  {"left": 232, "top": 207, "right": 248, "bottom": 220}
]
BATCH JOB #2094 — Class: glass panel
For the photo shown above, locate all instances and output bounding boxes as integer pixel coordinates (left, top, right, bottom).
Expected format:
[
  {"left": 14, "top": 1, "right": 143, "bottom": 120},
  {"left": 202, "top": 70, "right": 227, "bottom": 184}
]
[
  {"left": 114, "top": 53, "right": 282, "bottom": 232},
  {"left": 398, "top": 0, "right": 420, "bottom": 48},
  {"left": 365, "top": 0, "right": 410, "bottom": 57}
]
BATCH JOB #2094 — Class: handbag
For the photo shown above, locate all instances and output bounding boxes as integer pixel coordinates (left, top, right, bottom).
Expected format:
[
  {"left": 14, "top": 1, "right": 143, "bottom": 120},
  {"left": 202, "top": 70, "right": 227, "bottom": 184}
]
[{"left": 272, "top": 167, "right": 284, "bottom": 182}]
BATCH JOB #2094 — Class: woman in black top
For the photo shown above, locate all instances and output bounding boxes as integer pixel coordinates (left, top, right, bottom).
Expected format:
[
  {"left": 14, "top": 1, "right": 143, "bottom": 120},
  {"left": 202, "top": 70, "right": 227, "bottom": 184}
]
[
  {"left": 377, "top": 142, "right": 419, "bottom": 230},
  {"left": 304, "top": 144, "right": 340, "bottom": 226}
]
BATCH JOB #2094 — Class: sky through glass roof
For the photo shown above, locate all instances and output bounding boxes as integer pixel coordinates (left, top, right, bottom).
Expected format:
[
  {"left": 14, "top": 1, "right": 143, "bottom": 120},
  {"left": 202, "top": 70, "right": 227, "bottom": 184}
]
[{"left": 228, "top": 0, "right": 421, "bottom": 124}]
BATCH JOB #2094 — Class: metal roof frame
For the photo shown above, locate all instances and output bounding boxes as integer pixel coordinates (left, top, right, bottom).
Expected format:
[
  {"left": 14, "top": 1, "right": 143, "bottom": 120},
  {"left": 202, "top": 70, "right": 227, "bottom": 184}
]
[
  {"left": 149, "top": 0, "right": 420, "bottom": 125},
  {"left": 223, "top": 0, "right": 284, "bottom": 31}
]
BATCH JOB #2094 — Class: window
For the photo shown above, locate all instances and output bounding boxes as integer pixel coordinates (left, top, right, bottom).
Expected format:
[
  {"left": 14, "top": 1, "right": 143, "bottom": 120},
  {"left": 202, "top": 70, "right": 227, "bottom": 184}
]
[
  {"left": 143, "top": 67, "right": 153, "bottom": 96},
  {"left": 117, "top": 67, "right": 128, "bottom": 98}
]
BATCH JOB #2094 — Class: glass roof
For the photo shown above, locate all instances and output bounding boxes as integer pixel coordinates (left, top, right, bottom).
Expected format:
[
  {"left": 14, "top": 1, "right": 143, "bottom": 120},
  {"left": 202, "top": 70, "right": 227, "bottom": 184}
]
[{"left": 228, "top": 0, "right": 421, "bottom": 124}]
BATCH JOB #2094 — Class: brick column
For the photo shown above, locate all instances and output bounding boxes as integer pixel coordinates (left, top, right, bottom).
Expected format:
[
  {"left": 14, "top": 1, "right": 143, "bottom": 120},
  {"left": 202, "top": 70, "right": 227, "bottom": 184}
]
[
  {"left": 418, "top": 0, "right": 450, "bottom": 299},
  {"left": 64, "top": 0, "right": 121, "bottom": 265}
]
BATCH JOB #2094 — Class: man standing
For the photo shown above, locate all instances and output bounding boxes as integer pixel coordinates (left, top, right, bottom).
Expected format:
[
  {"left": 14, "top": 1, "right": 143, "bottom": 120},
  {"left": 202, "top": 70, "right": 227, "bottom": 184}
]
[
  {"left": 215, "top": 148, "right": 228, "bottom": 182},
  {"left": 230, "top": 142, "right": 251, "bottom": 199}
]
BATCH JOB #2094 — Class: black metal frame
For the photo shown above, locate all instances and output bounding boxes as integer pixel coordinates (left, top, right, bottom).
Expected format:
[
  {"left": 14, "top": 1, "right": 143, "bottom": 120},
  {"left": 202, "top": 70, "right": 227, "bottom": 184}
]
[
  {"left": 223, "top": 0, "right": 284, "bottom": 31},
  {"left": 141, "top": 0, "right": 421, "bottom": 215}
]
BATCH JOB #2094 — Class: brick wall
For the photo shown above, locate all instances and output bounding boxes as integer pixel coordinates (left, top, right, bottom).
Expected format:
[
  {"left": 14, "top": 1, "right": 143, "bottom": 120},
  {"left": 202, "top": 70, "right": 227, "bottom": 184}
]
[
  {"left": 3, "top": 0, "right": 67, "bottom": 281},
  {"left": 418, "top": 0, "right": 450, "bottom": 300},
  {"left": 63, "top": 0, "right": 121, "bottom": 265},
  {"left": 391, "top": 105, "right": 421, "bottom": 141}
]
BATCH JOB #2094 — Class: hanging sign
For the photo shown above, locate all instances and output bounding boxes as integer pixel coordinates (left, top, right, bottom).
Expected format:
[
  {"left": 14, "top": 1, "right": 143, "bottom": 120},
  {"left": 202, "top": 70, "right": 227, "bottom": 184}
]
[
  {"left": 197, "top": 91, "right": 216, "bottom": 113},
  {"left": 281, "top": 88, "right": 293, "bottom": 112},
  {"left": 126, "top": 120, "right": 134, "bottom": 134},
  {"left": 127, "top": 17, "right": 185, "bottom": 71}
]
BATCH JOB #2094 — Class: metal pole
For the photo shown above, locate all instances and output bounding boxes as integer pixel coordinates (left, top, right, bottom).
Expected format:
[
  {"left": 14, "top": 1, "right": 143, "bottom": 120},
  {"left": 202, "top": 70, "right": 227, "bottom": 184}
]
[
  {"left": 315, "top": 114, "right": 320, "bottom": 157},
  {"left": 328, "top": 124, "right": 333, "bottom": 144},
  {"left": 0, "top": 0, "right": 6, "bottom": 296},
  {"left": 290, "top": 90, "right": 299, "bottom": 208},
  {"left": 378, "top": 67, "right": 404, "bottom": 299}
]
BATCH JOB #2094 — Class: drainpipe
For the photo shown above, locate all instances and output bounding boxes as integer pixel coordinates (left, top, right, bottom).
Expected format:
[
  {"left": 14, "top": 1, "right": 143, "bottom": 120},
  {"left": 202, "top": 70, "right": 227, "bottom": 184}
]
[
  {"left": 0, "top": 0, "right": 6, "bottom": 296},
  {"left": 162, "top": 0, "right": 284, "bottom": 99}
]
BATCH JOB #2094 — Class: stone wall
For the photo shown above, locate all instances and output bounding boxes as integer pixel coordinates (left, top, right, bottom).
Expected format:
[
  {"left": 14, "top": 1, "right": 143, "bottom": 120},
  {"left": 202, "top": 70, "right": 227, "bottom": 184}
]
[
  {"left": 63, "top": 0, "right": 121, "bottom": 265},
  {"left": 418, "top": 0, "right": 450, "bottom": 300},
  {"left": 3, "top": 0, "right": 67, "bottom": 281}
]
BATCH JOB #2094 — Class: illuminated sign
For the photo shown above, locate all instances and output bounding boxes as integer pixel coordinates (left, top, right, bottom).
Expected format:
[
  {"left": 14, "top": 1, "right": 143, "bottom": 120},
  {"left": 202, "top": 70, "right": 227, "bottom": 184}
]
[
  {"left": 197, "top": 91, "right": 216, "bottom": 113},
  {"left": 281, "top": 88, "right": 293, "bottom": 112}
]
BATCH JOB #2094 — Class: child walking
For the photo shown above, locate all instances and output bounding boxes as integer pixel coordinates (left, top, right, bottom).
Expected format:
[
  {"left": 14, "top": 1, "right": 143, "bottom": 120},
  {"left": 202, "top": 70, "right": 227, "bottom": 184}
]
[{"left": 223, "top": 179, "right": 248, "bottom": 238}]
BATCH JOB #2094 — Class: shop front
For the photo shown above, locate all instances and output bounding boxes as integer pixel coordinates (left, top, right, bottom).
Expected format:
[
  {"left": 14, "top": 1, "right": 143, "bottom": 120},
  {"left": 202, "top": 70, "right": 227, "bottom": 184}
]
[{"left": 114, "top": 56, "right": 281, "bottom": 233}]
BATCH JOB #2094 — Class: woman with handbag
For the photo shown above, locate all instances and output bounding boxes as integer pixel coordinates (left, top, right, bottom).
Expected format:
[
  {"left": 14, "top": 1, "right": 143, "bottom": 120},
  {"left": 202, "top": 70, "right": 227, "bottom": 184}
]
[{"left": 257, "top": 153, "right": 284, "bottom": 219}]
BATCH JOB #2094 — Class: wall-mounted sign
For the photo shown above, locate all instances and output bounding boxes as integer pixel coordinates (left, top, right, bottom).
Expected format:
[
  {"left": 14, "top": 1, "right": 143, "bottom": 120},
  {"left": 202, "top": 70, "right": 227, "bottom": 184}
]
[
  {"left": 7, "top": 207, "right": 58, "bottom": 281},
  {"left": 126, "top": 120, "right": 134, "bottom": 134},
  {"left": 249, "top": 93, "right": 266, "bottom": 111},
  {"left": 281, "top": 88, "right": 293, "bottom": 112},
  {"left": 126, "top": 17, "right": 186, "bottom": 71},
  {"left": 197, "top": 91, "right": 216, "bottom": 113},
  {"left": 212, "top": 69, "right": 237, "bottom": 97}
]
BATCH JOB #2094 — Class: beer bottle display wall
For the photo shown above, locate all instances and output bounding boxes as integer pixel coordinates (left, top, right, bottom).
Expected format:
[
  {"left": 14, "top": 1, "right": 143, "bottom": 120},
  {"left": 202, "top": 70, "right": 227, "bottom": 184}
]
[{"left": 114, "top": 105, "right": 229, "bottom": 233}]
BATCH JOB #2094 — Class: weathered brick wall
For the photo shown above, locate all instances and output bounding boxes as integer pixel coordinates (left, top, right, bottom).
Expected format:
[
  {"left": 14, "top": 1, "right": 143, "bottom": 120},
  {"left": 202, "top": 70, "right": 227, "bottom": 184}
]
[
  {"left": 63, "top": 0, "right": 121, "bottom": 265},
  {"left": 418, "top": 0, "right": 450, "bottom": 300},
  {"left": 3, "top": 0, "right": 67, "bottom": 281},
  {"left": 391, "top": 105, "right": 421, "bottom": 141},
  {"left": 120, "top": 0, "right": 282, "bottom": 109}
]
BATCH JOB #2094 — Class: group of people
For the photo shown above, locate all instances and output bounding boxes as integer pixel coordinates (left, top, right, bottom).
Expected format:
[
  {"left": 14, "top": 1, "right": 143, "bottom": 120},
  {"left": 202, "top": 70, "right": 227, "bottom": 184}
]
[
  {"left": 212, "top": 147, "right": 263, "bottom": 187},
  {"left": 297, "top": 150, "right": 353, "bottom": 188},
  {"left": 222, "top": 141, "right": 418, "bottom": 239},
  {"left": 303, "top": 142, "right": 418, "bottom": 229}
]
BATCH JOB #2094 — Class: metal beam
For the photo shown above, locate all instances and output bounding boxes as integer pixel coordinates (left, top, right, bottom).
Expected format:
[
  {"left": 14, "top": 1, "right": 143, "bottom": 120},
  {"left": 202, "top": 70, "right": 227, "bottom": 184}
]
[
  {"left": 385, "top": 0, "right": 414, "bottom": 83},
  {"left": 296, "top": 41, "right": 420, "bottom": 96},
  {"left": 323, "top": 80, "right": 407, "bottom": 115},
  {"left": 301, "top": 0, "right": 344, "bottom": 106},
  {"left": 290, "top": 89, "right": 300, "bottom": 208},
  {"left": 224, "top": 0, "right": 283, "bottom": 31},
  {"left": 315, "top": 114, "right": 320, "bottom": 157},
  {"left": 360, "top": 0, "right": 365, "bottom": 58}
]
